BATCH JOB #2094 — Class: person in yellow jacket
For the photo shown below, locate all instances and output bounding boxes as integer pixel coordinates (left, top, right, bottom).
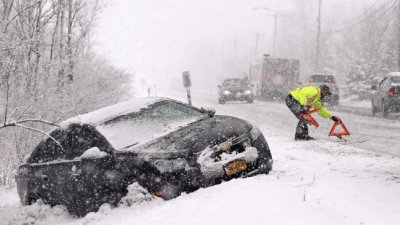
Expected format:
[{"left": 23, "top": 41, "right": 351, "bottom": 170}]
[{"left": 286, "top": 84, "right": 339, "bottom": 140}]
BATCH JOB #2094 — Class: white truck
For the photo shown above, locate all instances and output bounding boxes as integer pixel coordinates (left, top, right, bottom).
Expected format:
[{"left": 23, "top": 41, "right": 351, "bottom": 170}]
[{"left": 260, "top": 56, "right": 300, "bottom": 99}]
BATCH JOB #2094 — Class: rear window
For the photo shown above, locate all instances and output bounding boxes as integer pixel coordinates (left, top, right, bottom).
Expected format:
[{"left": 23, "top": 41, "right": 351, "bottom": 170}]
[
  {"left": 310, "top": 75, "right": 334, "bottom": 83},
  {"left": 27, "top": 124, "right": 110, "bottom": 164},
  {"left": 392, "top": 76, "right": 400, "bottom": 84}
]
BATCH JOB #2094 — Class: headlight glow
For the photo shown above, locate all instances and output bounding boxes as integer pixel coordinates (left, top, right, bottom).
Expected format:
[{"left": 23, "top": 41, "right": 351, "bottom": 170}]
[
  {"left": 250, "top": 123, "right": 262, "bottom": 140},
  {"left": 223, "top": 90, "right": 231, "bottom": 95},
  {"left": 245, "top": 90, "right": 252, "bottom": 95}
]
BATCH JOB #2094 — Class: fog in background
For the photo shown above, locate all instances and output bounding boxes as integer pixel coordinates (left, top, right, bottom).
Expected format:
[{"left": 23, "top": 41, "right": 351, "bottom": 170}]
[{"left": 94, "top": 0, "right": 381, "bottom": 95}]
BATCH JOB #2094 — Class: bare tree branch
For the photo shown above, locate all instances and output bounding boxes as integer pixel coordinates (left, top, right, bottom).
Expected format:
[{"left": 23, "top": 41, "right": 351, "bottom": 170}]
[
  {"left": 0, "top": 118, "right": 59, "bottom": 129},
  {"left": 13, "top": 123, "right": 64, "bottom": 151},
  {"left": 3, "top": 0, "right": 41, "bottom": 32}
]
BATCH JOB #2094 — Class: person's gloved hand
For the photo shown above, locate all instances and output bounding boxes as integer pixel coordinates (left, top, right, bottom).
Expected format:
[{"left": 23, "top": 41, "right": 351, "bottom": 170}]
[{"left": 331, "top": 116, "right": 339, "bottom": 122}]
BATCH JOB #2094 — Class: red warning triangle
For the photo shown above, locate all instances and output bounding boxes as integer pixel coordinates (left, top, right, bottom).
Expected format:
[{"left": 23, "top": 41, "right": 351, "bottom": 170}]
[
  {"left": 329, "top": 119, "right": 350, "bottom": 136},
  {"left": 300, "top": 113, "right": 319, "bottom": 128}
]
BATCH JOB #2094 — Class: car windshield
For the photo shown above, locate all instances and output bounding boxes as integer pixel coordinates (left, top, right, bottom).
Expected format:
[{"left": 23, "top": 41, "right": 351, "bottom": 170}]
[
  {"left": 96, "top": 101, "right": 207, "bottom": 150},
  {"left": 391, "top": 76, "right": 400, "bottom": 84},
  {"left": 223, "top": 79, "right": 248, "bottom": 87},
  {"left": 310, "top": 75, "right": 334, "bottom": 83}
]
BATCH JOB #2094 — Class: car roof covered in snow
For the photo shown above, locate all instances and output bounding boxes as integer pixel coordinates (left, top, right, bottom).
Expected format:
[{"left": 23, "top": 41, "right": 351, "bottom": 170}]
[
  {"left": 387, "top": 72, "right": 400, "bottom": 77},
  {"left": 59, "top": 97, "right": 165, "bottom": 128}
]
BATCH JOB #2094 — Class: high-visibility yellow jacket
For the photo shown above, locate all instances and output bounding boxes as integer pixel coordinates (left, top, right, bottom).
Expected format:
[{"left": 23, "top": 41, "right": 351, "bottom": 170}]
[{"left": 290, "top": 86, "right": 333, "bottom": 119}]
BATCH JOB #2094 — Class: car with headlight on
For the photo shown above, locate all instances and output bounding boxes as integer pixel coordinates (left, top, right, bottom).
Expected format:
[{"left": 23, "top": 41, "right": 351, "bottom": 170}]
[
  {"left": 371, "top": 72, "right": 400, "bottom": 117},
  {"left": 218, "top": 78, "right": 254, "bottom": 104},
  {"left": 15, "top": 98, "right": 273, "bottom": 216}
]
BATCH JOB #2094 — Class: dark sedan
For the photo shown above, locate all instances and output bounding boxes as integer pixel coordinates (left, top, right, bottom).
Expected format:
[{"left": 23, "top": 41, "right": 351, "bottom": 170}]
[
  {"left": 372, "top": 73, "right": 400, "bottom": 117},
  {"left": 15, "top": 98, "right": 273, "bottom": 216},
  {"left": 218, "top": 79, "right": 254, "bottom": 104}
]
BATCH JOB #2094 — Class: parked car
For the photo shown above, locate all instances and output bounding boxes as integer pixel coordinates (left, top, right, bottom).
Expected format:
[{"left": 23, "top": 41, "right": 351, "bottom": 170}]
[
  {"left": 15, "top": 98, "right": 273, "bottom": 216},
  {"left": 218, "top": 78, "right": 254, "bottom": 104},
  {"left": 371, "top": 72, "right": 400, "bottom": 117},
  {"left": 307, "top": 74, "right": 340, "bottom": 106}
]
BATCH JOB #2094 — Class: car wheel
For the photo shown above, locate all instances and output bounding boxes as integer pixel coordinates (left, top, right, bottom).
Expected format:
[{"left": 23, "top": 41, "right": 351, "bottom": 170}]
[
  {"left": 247, "top": 99, "right": 254, "bottom": 104},
  {"left": 371, "top": 102, "right": 377, "bottom": 116},
  {"left": 23, "top": 191, "right": 38, "bottom": 205},
  {"left": 383, "top": 100, "right": 389, "bottom": 117},
  {"left": 218, "top": 99, "right": 225, "bottom": 104}
]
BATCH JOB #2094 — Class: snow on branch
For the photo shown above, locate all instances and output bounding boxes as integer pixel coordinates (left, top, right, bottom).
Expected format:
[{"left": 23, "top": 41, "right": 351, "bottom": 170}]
[
  {"left": 0, "top": 118, "right": 60, "bottom": 129},
  {"left": 12, "top": 123, "right": 64, "bottom": 151}
]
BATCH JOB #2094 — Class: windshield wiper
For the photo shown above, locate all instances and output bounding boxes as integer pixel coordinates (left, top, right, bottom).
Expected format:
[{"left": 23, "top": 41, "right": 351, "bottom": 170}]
[{"left": 123, "top": 142, "right": 139, "bottom": 149}]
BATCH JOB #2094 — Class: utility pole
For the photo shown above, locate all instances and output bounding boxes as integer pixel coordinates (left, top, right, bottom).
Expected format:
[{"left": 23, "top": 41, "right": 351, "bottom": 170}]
[
  {"left": 254, "top": 32, "right": 260, "bottom": 60},
  {"left": 254, "top": 8, "right": 278, "bottom": 57},
  {"left": 315, "top": 0, "right": 322, "bottom": 72},
  {"left": 273, "top": 13, "right": 277, "bottom": 56},
  {"left": 398, "top": 0, "right": 400, "bottom": 70},
  {"left": 234, "top": 34, "right": 238, "bottom": 63}
]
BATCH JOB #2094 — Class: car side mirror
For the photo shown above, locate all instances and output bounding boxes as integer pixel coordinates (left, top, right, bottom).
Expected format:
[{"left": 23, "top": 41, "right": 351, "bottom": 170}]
[
  {"left": 81, "top": 147, "right": 109, "bottom": 160},
  {"left": 201, "top": 107, "right": 216, "bottom": 117},
  {"left": 371, "top": 85, "right": 377, "bottom": 90}
]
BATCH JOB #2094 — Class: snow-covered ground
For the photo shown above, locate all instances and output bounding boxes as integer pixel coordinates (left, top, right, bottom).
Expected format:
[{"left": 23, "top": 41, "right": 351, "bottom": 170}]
[{"left": 1, "top": 91, "right": 400, "bottom": 225}]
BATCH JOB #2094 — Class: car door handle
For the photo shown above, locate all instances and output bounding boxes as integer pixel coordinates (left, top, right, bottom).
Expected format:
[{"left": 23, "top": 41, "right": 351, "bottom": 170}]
[
  {"left": 41, "top": 174, "right": 49, "bottom": 181},
  {"left": 71, "top": 171, "right": 82, "bottom": 177}
]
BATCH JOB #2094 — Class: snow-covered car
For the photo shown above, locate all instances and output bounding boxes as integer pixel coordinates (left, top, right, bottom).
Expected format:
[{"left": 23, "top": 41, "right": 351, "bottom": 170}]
[
  {"left": 307, "top": 74, "right": 340, "bottom": 106},
  {"left": 218, "top": 78, "right": 254, "bottom": 104},
  {"left": 371, "top": 72, "right": 400, "bottom": 117},
  {"left": 15, "top": 98, "right": 273, "bottom": 216}
]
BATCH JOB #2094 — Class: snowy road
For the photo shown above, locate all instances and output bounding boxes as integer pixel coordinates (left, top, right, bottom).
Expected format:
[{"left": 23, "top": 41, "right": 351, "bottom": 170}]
[
  {"left": 1, "top": 92, "right": 400, "bottom": 225},
  {"left": 178, "top": 91, "right": 400, "bottom": 156}
]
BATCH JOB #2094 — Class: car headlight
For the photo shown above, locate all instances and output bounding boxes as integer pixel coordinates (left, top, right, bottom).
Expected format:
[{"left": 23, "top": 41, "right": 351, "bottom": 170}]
[
  {"left": 223, "top": 90, "right": 231, "bottom": 95},
  {"left": 245, "top": 90, "right": 252, "bottom": 95},
  {"left": 249, "top": 123, "right": 262, "bottom": 140}
]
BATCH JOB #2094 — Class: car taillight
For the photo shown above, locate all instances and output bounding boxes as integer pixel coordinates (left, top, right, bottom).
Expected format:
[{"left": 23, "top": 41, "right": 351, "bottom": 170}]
[
  {"left": 389, "top": 90, "right": 395, "bottom": 96},
  {"left": 14, "top": 175, "right": 19, "bottom": 185}
]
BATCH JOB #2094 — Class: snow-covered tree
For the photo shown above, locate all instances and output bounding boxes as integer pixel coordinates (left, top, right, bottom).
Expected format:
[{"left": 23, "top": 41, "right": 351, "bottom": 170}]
[{"left": 0, "top": 0, "right": 132, "bottom": 187}]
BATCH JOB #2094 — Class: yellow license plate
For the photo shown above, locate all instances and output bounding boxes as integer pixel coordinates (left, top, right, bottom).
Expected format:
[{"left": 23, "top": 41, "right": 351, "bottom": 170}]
[{"left": 225, "top": 160, "right": 248, "bottom": 176}]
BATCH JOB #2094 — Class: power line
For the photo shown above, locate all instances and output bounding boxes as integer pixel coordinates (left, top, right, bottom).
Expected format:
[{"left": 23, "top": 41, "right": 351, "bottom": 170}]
[
  {"left": 256, "top": 0, "right": 396, "bottom": 35},
  {"left": 322, "top": 0, "right": 382, "bottom": 27},
  {"left": 318, "top": 0, "right": 397, "bottom": 34}
]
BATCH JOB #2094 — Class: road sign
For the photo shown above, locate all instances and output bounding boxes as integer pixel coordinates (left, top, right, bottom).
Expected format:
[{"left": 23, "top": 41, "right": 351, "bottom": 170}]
[
  {"left": 182, "top": 71, "right": 192, "bottom": 105},
  {"left": 182, "top": 71, "right": 192, "bottom": 87}
]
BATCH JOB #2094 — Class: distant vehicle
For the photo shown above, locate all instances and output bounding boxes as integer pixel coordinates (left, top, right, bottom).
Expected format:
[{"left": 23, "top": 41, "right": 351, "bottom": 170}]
[
  {"left": 371, "top": 72, "right": 400, "bottom": 117},
  {"left": 15, "top": 98, "right": 273, "bottom": 216},
  {"left": 307, "top": 74, "right": 340, "bottom": 106},
  {"left": 260, "top": 56, "right": 300, "bottom": 99},
  {"left": 218, "top": 78, "right": 254, "bottom": 104}
]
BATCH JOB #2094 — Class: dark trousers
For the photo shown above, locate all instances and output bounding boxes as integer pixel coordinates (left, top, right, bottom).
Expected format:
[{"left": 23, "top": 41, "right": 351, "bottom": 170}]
[{"left": 285, "top": 94, "right": 309, "bottom": 138}]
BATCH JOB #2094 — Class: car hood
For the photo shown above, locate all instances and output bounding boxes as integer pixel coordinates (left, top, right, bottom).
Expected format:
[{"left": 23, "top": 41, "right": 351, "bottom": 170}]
[{"left": 118, "top": 115, "right": 252, "bottom": 159}]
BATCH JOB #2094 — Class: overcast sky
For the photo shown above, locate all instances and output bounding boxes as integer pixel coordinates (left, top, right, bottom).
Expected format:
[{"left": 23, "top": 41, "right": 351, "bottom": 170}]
[{"left": 93, "top": 0, "right": 378, "bottom": 94}]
